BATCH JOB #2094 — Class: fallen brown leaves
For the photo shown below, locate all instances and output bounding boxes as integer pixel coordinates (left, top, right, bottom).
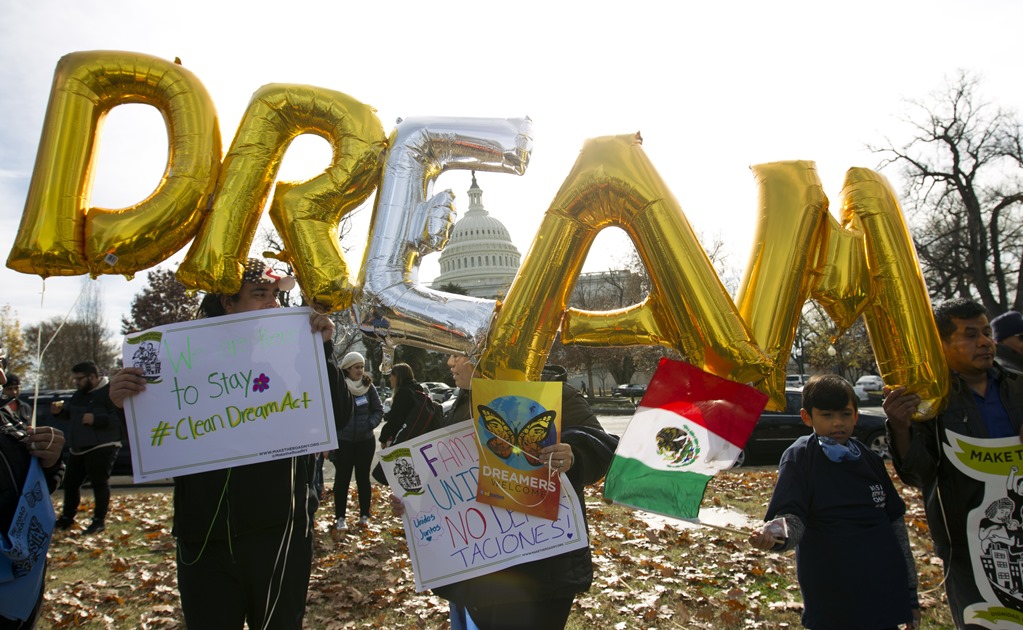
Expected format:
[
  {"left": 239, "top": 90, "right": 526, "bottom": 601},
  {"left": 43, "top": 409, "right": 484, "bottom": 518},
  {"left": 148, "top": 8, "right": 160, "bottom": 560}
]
[
  {"left": 36, "top": 465, "right": 953, "bottom": 629},
  {"left": 43, "top": 492, "right": 180, "bottom": 629}
]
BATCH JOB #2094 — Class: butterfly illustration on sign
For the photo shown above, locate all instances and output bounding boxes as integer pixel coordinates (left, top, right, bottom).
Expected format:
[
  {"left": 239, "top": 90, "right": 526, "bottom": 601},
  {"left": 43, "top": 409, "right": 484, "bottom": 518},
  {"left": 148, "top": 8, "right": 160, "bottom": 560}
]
[{"left": 478, "top": 401, "right": 557, "bottom": 468}]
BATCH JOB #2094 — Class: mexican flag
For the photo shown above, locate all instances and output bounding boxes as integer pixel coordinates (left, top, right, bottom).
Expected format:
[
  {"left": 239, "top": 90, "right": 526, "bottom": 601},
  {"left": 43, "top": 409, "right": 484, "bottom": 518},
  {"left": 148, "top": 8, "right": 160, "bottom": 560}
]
[{"left": 603, "top": 358, "right": 768, "bottom": 519}]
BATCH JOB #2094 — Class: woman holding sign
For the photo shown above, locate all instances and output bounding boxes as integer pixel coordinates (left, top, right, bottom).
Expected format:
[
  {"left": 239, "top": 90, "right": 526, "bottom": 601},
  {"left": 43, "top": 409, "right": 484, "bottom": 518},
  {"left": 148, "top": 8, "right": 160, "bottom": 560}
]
[
  {"left": 109, "top": 258, "right": 347, "bottom": 630},
  {"left": 436, "top": 355, "right": 619, "bottom": 630},
  {"left": 330, "top": 352, "right": 383, "bottom": 531}
]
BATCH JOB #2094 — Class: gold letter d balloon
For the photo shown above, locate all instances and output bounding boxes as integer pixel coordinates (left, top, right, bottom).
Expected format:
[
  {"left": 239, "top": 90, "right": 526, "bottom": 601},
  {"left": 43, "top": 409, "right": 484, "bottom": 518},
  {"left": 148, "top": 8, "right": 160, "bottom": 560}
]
[{"left": 7, "top": 51, "right": 221, "bottom": 278}]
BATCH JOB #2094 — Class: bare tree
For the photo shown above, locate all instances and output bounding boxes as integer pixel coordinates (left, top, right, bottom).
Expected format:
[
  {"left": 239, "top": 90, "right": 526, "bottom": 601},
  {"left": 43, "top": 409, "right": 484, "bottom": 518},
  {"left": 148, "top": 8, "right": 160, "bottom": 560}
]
[
  {"left": 121, "top": 268, "right": 200, "bottom": 334},
  {"left": 871, "top": 71, "right": 1023, "bottom": 314},
  {"left": 75, "top": 281, "right": 116, "bottom": 370},
  {"left": 794, "top": 304, "right": 877, "bottom": 383},
  {"left": 23, "top": 281, "right": 116, "bottom": 388},
  {"left": 25, "top": 320, "right": 118, "bottom": 388}
]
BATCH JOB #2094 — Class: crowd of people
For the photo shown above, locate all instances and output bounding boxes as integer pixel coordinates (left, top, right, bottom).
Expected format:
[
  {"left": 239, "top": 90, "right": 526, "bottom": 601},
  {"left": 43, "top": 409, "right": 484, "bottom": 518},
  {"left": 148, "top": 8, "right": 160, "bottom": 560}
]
[{"left": 6, "top": 253, "right": 1023, "bottom": 628}]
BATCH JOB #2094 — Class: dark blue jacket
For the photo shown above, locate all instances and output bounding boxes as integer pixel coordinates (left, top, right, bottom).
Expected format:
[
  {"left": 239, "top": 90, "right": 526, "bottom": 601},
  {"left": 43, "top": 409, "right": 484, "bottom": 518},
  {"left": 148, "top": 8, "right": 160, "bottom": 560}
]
[
  {"left": 337, "top": 383, "right": 383, "bottom": 442},
  {"left": 64, "top": 380, "right": 121, "bottom": 453}
]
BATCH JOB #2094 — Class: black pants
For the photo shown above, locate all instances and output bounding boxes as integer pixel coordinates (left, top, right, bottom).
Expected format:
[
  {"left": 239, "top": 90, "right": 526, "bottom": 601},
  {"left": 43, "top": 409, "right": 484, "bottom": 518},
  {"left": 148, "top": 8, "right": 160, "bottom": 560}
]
[
  {"left": 332, "top": 438, "right": 375, "bottom": 520},
  {"left": 943, "top": 543, "right": 987, "bottom": 630},
  {"left": 176, "top": 526, "right": 313, "bottom": 630},
  {"left": 467, "top": 596, "right": 575, "bottom": 630},
  {"left": 61, "top": 445, "right": 119, "bottom": 522}
]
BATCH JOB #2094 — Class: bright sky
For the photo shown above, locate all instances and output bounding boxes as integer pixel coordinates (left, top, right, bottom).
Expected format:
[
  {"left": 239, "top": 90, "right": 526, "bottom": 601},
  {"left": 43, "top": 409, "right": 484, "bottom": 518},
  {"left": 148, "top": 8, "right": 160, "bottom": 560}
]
[{"left": 1, "top": 0, "right": 1021, "bottom": 342}]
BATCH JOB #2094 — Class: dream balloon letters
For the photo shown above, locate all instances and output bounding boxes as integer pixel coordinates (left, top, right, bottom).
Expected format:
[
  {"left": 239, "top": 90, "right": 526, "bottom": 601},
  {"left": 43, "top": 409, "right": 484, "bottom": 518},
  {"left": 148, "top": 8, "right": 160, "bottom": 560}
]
[{"left": 9, "top": 50, "right": 948, "bottom": 415}]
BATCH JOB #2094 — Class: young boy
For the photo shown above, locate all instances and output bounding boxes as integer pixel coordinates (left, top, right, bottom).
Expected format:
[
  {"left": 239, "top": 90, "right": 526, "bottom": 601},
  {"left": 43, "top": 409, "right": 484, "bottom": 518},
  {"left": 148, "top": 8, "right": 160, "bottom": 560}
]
[{"left": 749, "top": 374, "right": 920, "bottom": 629}]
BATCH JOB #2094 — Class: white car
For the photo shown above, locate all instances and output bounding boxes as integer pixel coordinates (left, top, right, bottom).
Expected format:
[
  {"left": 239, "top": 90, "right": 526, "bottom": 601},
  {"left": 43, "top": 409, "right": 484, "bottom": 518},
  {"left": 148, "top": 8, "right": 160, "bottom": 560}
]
[
  {"left": 785, "top": 374, "right": 810, "bottom": 387},
  {"left": 420, "top": 382, "right": 453, "bottom": 403},
  {"left": 442, "top": 387, "right": 460, "bottom": 416},
  {"left": 855, "top": 375, "right": 884, "bottom": 391}
]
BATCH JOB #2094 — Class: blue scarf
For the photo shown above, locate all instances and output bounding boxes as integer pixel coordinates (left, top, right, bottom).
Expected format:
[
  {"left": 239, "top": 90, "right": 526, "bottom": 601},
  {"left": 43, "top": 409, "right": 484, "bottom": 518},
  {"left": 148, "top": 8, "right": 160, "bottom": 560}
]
[
  {"left": 817, "top": 435, "right": 862, "bottom": 462},
  {"left": 0, "top": 458, "right": 55, "bottom": 621}
]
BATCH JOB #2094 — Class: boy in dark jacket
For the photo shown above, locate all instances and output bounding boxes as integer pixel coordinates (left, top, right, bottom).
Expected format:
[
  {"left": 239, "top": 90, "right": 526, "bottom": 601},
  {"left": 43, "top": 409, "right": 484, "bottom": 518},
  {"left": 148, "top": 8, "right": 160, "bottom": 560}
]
[{"left": 750, "top": 374, "right": 920, "bottom": 629}]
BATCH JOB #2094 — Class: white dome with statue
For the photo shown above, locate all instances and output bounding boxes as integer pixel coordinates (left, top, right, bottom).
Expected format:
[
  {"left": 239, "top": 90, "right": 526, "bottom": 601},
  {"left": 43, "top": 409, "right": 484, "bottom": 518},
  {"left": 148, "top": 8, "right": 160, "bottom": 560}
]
[{"left": 431, "top": 172, "right": 521, "bottom": 299}]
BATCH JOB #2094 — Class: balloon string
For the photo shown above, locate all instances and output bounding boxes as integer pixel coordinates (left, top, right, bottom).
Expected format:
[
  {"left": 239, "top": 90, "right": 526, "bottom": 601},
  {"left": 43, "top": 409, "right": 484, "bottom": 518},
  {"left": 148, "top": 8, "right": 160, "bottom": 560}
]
[{"left": 28, "top": 278, "right": 89, "bottom": 427}]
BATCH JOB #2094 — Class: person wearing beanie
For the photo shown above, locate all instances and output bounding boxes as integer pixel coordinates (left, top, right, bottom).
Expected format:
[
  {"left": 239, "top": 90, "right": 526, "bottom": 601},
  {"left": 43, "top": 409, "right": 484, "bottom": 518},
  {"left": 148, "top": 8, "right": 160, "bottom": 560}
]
[
  {"left": 991, "top": 311, "right": 1023, "bottom": 373},
  {"left": 0, "top": 373, "right": 32, "bottom": 427},
  {"left": 330, "top": 351, "right": 383, "bottom": 531},
  {"left": 108, "top": 257, "right": 345, "bottom": 629},
  {"left": 0, "top": 366, "right": 66, "bottom": 627}
]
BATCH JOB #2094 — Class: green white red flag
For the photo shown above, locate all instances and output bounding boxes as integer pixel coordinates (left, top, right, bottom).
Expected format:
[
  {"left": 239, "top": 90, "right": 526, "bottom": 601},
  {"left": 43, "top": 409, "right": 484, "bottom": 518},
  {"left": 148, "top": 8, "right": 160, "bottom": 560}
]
[{"left": 603, "top": 358, "right": 768, "bottom": 519}]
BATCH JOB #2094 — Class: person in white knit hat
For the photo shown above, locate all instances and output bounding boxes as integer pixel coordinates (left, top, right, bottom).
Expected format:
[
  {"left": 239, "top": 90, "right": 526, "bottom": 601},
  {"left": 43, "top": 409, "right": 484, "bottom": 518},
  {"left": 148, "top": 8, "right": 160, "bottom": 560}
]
[{"left": 330, "top": 351, "right": 383, "bottom": 531}]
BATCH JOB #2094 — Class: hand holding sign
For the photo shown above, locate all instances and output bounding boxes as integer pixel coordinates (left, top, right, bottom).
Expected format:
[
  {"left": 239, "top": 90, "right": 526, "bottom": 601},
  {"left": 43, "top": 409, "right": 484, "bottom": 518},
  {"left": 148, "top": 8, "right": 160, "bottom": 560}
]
[
  {"left": 119, "top": 307, "right": 338, "bottom": 482},
  {"left": 378, "top": 420, "right": 587, "bottom": 592}
]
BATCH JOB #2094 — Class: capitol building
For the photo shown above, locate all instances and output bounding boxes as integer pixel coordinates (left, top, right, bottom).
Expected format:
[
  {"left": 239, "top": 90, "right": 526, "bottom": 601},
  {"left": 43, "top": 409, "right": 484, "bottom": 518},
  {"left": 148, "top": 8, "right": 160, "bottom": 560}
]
[
  {"left": 430, "top": 173, "right": 521, "bottom": 299},
  {"left": 430, "top": 173, "right": 639, "bottom": 306},
  {"left": 428, "top": 173, "right": 651, "bottom": 393}
]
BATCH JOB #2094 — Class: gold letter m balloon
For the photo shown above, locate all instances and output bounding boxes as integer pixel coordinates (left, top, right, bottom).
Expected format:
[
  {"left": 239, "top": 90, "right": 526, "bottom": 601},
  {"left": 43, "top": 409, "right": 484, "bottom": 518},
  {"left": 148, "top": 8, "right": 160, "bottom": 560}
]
[{"left": 483, "top": 138, "right": 945, "bottom": 417}]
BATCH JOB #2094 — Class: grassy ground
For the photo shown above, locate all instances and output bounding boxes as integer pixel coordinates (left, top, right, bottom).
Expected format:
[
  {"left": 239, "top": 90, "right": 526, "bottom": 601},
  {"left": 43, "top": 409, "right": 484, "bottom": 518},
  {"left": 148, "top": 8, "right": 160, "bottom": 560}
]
[{"left": 37, "top": 465, "right": 953, "bottom": 629}]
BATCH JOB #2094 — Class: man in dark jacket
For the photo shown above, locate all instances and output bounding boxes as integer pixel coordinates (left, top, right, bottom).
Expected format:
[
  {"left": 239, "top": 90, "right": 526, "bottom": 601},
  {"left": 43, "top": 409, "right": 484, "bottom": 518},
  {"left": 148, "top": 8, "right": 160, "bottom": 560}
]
[
  {"left": 53, "top": 361, "right": 121, "bottom": 534},
  {"left": 885, "top": 298, "right": 1023, "bottom": 628},
  {"left": 109, "top": 258, "right": 345, "bottom": 630},
  {"left": 0, "top": 374, "right": 32, "bottom": 427}
]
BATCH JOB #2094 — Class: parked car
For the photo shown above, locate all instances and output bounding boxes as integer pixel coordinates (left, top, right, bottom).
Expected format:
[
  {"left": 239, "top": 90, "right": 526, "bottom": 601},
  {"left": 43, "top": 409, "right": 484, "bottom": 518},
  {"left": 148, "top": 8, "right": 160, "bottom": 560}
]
[
  {"left": 420, "top": 382, "right": 454, "bottom": 403},
  {"left": 442, "top": 387, "right": 460, "bottom": 416},
  {"left": 785, "top": 374, "right": 811, "bottom": 387},
  {"left": 854, "top": 375, "right": 885, "bottom": 404},
  {"left": 612, "top": 383, "right": 647, "bottom": 398},
  {"left": 734, "top": 389, "right": 889, "bottom": 466},
  {"left": 855, "top": 374, "right": 884, "bottom": 391},
  {"left": 23, "top": 389, "right": 134, "bottom": 476}
]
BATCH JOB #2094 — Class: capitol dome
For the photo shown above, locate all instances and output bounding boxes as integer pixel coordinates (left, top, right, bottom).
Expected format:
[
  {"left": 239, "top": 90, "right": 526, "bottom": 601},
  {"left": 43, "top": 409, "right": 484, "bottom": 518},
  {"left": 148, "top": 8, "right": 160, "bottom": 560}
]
[{"left": 431, "top": 173, "right": 522, "bottom": 299}]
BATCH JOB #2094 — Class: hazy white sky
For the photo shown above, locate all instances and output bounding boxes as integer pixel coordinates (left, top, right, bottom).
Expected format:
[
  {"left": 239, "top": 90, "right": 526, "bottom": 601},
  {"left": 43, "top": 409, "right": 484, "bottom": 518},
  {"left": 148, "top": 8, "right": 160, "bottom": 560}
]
[{"left": 2, "top": 0, "right": 1022, "bottom": 344}]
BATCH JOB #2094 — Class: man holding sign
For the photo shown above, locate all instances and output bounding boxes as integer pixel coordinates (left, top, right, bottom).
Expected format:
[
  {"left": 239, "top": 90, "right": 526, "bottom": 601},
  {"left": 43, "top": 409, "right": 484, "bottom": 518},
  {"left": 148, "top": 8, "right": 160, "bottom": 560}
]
[
  {"left": 886, "top": 298, "right": 1023, "bottom": 628},
  {"left": 110, "top": 259, "right": 346, "bottom": 630}
]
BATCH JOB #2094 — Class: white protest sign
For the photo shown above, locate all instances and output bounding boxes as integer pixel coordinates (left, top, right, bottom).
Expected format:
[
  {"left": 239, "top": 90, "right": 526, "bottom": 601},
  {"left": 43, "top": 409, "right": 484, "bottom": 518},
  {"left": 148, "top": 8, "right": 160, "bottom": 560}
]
[
  {"left": 379, "top": 420, "right": 588, "bottom": 592},
  {"left": 122, "top": 307, "right": 337, "bottom": 483},
  {"left": 944, "top": 430, "right": 1023, "bottom": 628}
]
